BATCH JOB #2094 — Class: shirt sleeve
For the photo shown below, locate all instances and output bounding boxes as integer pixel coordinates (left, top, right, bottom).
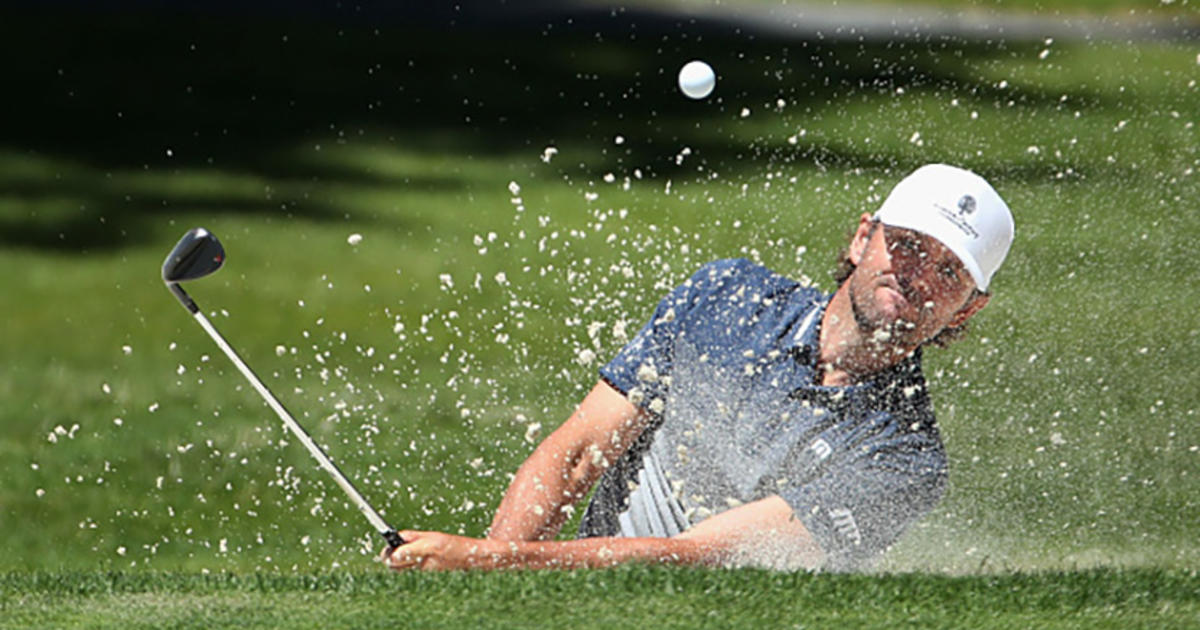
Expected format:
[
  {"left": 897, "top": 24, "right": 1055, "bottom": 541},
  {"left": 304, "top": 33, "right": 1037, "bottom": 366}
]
[
  {"left": 599, "top": 258, "right": 756, "bottom": 411},
  {"left": 781, "top": 445, "right": 947, "bottom": 571}
]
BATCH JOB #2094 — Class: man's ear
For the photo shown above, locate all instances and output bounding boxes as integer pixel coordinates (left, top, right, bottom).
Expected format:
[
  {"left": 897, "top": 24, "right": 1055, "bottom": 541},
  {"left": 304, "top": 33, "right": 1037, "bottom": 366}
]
[
  {"left": 949, "top": 292, "right": 990, "bottom": 328},
  {"left": 847, "top": 213, "right": 876, "bottom": 266}
]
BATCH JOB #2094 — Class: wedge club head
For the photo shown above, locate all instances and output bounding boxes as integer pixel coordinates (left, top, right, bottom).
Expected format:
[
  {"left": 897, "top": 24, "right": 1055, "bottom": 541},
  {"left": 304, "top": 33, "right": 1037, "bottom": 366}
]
[{"left": 162, "top": 227, "right": 225, "bottom": 284}]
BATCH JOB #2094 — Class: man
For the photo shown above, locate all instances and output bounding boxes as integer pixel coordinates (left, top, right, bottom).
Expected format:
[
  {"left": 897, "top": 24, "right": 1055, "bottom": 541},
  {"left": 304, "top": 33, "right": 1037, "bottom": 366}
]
[{"left": 383, "top": 163, "right": 1014, "bottom": 572}]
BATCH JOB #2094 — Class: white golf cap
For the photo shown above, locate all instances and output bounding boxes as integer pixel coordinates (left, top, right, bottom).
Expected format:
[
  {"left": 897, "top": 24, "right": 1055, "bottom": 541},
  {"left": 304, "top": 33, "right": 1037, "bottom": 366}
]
[{"left": 874, "top": 164, "right": 1014, "bottom": 291}]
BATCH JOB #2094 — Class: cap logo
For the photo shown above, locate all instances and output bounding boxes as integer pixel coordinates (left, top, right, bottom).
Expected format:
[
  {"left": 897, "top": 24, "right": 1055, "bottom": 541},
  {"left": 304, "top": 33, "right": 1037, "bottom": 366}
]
[
  {"left": 957, "top": 194, "right": 976, "bottom": 216},
  {"left": 933, "top": 198, "right": 981, "bottom": 240}
]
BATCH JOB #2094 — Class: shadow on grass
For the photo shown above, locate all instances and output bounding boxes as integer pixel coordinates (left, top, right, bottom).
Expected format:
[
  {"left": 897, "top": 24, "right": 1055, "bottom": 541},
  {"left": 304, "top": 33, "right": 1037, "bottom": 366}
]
[{"left": 1, "top": 2, "right": 1106, "bottom": 252}]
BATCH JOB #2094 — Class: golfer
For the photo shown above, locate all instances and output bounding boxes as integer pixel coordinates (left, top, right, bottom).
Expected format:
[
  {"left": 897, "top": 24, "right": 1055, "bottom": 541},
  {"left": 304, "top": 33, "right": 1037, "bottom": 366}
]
[{"left": 384, "top": 163, "right": 1014, "bottom": 571}]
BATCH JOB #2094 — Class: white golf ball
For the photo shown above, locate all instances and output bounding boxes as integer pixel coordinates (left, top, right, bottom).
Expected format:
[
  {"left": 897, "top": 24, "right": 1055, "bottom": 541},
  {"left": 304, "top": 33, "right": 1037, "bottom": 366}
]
[{"left": 678, "top": 60, "right": 715, "bottom": 99}]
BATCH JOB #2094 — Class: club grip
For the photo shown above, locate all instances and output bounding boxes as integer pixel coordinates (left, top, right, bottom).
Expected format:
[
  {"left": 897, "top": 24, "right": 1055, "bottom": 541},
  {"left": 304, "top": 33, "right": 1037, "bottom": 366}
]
[{"left": 383, "top": 529, "right": 406, "bottom": 554}]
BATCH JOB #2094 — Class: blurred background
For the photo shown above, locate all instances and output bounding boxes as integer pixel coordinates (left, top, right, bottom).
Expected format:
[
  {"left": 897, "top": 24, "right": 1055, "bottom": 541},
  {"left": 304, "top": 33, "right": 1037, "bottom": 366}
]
[{"left": 1, "top": 0, "right": 1197, "bottom": 573}]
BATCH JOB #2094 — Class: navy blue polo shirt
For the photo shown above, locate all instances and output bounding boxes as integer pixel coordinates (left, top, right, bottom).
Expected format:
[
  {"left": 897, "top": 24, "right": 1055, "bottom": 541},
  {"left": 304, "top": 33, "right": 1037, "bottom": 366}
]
[{"left": 578, "top": 258, "right": 948, "bottom": 570}]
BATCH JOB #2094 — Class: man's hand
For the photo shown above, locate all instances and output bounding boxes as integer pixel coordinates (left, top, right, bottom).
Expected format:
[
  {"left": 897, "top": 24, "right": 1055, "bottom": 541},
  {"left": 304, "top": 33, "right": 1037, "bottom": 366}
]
[{"left": 380, "top": 531, "right": 504, "bottom": 571}]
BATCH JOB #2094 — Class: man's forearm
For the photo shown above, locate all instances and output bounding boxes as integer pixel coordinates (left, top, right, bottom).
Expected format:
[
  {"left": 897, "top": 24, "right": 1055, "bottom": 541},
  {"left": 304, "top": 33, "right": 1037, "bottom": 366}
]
[
  {"left": 465, "top": 535, "right": 720, "bottom": 570},
  {"left": 386, "top": 496, "right": 821, "bottom": 573}
]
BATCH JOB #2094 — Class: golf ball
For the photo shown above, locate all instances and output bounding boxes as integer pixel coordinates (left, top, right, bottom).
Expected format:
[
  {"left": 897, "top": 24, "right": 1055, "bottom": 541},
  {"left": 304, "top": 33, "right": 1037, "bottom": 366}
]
[{"left": 678, "top": 60, "right": 715, "bottom": 99}]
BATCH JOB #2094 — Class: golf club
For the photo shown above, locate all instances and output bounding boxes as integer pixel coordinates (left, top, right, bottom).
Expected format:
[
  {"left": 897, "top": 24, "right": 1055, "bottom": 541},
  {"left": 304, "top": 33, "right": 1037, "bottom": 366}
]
[{"left": 162, "top": 227, "right": 405, "bottom": 553}]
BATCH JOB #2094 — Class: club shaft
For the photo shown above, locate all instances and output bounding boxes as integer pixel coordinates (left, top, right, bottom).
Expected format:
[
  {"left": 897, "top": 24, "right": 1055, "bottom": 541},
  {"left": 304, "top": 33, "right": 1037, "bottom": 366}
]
[{"left": 191, "top": 309, "right": 396, "bottom": 539}]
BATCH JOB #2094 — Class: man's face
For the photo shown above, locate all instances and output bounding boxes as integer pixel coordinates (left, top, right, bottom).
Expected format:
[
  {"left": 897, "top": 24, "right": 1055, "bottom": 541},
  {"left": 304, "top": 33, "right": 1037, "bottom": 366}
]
[{"left": 847, "top": 220, "right": 985, "bottom": 347}]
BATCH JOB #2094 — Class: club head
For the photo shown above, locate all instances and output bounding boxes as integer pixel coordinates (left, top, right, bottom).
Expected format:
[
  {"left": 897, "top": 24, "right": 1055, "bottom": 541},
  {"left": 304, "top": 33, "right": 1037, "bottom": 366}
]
[{"left": 162, "top": 227, "right": 225, "bottom": 284}]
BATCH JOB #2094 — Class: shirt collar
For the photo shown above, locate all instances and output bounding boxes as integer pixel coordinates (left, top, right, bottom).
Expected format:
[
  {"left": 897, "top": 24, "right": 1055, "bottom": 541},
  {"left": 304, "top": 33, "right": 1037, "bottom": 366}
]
[{"left": 787, "top": 292, "right": 830, "bottom": 366}]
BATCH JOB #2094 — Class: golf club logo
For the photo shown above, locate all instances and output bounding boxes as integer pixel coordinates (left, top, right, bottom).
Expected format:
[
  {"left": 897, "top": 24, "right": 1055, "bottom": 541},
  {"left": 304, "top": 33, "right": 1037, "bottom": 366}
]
[{"left": 957, "top": 194, "right": 977, "bottom": 216}]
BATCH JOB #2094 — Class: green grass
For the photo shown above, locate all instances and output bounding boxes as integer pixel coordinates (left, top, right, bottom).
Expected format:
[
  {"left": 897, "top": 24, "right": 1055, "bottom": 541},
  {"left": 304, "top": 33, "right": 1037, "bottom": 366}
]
[
  {"left": 0, "top": 2, "right": 1198, "bottom": 625},
  {"left": 2, "top": 568, "right": 1197, "bottom": 629}
]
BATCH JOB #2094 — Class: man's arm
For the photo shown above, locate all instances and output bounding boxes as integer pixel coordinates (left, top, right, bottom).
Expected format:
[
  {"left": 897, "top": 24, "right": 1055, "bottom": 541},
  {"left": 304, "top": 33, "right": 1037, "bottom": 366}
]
[
  {"left": 384, "top": 495, "right": 823, "bottom": 571},
  {"left": 486, "top": 380, "right": 650, "bottom": 542}
]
